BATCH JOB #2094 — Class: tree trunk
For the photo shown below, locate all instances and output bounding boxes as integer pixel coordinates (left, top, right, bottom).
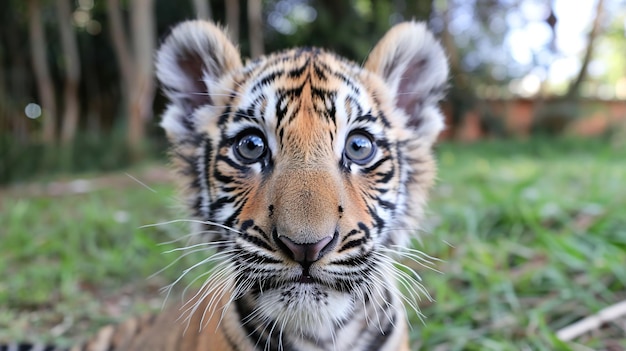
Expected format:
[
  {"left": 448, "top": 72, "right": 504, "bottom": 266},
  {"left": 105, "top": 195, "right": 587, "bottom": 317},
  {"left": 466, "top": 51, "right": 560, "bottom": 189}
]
[
  {"left": 440, "top": 0, "right": 476, "bottom": 138},
  {"left": 225, "top": 0, "right": 240, "bottom": 42},
  {"left": 566, "top": 0, "right": 604, "bottom": 98},
  {"left": 4, "top": 3, "right": 31, "bottom": 142},
  {"left": 192, "top": 0, "right": 211, "bottom": 20},
  {"left": 106, "top": 0, "right": 133, "bottom": 125},
  {"left": 106, "top": 0, "right": 156, "bottom": 158},
  {"left": 56, "top": 0, "right": 81, "bottom": 144},
  {"left": 28, "top": 0, "right": 57, "bottom": 143},
  {"left": 106, "top": 0, "right": 134, "bottom": 86},
  {"left": 247, "top": 0, "right": 264, "bottom": 58},
  {"left": 128, "top": 0, "right": 156, "bottom": 157},
  {"left": 0, "top": 49, "right": 7, "bottom": 133}
]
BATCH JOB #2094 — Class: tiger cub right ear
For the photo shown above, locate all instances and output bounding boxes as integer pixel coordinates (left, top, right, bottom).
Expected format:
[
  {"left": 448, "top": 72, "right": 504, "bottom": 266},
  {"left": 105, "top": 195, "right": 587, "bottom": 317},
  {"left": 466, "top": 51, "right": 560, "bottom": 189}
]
[
  {"left": 365, "top": 21, "right": 448, "bottom": 146},
  {"left": 156, "top": 20, "right": 242, "bottom": 140}
]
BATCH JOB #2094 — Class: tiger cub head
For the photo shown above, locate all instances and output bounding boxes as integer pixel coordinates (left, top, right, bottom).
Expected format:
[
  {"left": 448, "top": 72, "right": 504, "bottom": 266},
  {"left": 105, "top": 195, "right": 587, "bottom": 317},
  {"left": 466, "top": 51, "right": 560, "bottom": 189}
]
[{"left": 156, "top": 20, "right": 447, "bottom": 335}]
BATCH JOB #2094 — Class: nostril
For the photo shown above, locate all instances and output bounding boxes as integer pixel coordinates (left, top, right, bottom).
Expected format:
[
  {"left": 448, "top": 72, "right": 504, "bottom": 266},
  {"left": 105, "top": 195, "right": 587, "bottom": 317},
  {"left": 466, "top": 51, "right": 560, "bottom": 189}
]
[{"left": 277, "top": 235, "right": 335, "bottom": 264}]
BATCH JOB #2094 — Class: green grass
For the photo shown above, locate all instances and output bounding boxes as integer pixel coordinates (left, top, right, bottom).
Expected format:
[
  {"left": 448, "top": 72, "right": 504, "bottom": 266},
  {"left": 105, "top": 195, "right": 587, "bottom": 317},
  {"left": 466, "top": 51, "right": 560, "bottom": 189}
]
[
  {"left": 414, "top": 139, "right": 626, "bottom": 350},
  {"left": 1, "top": 138, "right": 625, "bottom": 349},
  {"left": 0, "top": 170, "right": 189, "bottom": 346}
]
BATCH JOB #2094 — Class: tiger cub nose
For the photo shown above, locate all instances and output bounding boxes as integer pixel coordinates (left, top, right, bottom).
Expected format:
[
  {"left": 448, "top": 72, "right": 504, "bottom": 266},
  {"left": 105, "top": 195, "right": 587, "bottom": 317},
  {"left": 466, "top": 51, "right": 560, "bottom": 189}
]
[{"left": 277, "top": 235, "right": 336, "bottom": 264}]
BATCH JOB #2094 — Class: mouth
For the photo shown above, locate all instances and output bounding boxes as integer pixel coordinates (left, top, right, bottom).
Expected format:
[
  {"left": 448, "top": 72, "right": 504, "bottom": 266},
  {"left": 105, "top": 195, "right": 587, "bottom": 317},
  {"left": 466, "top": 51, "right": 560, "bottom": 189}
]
[
  {"left": 296, "top": 263, "right": 317, "bottom": 284},
  {"left": 297, "top": 272, "right": 315, "bottom": 284}
]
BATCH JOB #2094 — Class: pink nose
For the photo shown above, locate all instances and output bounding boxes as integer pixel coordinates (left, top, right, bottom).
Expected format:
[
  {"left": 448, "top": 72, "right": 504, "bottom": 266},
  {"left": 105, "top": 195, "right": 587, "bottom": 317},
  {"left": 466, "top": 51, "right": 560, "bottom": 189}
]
[{"left": 277, "top": 235, "right": 334, "bottom": 264}]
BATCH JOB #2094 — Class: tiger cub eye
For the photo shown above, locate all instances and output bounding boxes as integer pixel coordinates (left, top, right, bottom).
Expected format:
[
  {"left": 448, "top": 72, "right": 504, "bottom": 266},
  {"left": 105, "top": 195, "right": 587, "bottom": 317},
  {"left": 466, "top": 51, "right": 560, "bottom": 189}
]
[
  {"left": 344, "top": 132, "right": 376, "bottom": 165},
  {"left": 235, "top": 133, "right": 267, "bottom": 163}
]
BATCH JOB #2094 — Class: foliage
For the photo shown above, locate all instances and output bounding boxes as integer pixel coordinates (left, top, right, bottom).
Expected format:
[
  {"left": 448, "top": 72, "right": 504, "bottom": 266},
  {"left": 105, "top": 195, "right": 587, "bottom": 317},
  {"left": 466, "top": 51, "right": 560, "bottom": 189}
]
[
  {"left": 1, "top": 138, "right": 624, "bottom": 349},
  {"left": 2, "top": 0, "right": 626, "bottom": 181},
  {"left": 0, "top": 132, "right": 166, "bottom": 184}
]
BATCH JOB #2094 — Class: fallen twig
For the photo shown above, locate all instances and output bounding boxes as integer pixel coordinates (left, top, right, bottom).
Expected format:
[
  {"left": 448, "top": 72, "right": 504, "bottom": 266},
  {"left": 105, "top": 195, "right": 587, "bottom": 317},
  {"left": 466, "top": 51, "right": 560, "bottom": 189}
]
[{"left": 556, "top": 299, "right": 626, "bottom": 341}]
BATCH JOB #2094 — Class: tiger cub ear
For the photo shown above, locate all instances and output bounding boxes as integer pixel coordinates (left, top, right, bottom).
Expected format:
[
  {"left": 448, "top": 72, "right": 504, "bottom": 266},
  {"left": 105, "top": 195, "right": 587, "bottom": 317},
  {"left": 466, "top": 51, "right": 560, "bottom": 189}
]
[
  {"left": 156, "top": 20, "right": 242, "bottom": 140},
  {"left": 365, "top": 21, "right": 449, "bottom": 146}
]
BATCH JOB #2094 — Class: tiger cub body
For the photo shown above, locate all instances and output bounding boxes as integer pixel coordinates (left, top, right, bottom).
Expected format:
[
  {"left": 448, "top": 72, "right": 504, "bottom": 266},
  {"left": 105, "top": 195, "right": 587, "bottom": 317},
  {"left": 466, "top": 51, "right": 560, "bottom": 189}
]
[{"left": 3, "top": 20, "right": 448, "bottom": 351}]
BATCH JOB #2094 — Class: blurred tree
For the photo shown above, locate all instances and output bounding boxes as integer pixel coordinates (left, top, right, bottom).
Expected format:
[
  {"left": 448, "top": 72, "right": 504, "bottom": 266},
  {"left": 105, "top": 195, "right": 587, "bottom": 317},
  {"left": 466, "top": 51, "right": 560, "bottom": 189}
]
[
  {"left": 545, "top": 1, "right": 558, "bottom": 52},
  {"left": 225, "top": 0, "right": 240, "bottom": 42},
  {"left": 439, "top": 0, "right": 477, "bottom": 138},
  {"left": 0, "top": 43, "right": 7, "bottom": 134},
  {"left": 193, "top": 0, "right": 212, "bottom": 20},
  {"left": 129, "top": 0, "right": 157, "bottom": 157},
  {"left": 3, "top": 0, "right": 626, "bottom": 182},
  {"left": 247, "top": 0, "right": 264, "bottom": 57},
  {"left": 0, "top": 0, "right": 9, "bottom": 133},
  {"left": 56, "top": 0, "right": 81, "bottom": 144},
  {"left": 106, "top": 0, "right": 156, "bottom": 158},
  {"left": 1, "top": 0, "right": 31, "bottom": 142},
  {"left": 566, "top": 0, "right": 605, "bottom": 98},
  {"left": 28, "top": 0, "right": 57, "bottom": 143}
]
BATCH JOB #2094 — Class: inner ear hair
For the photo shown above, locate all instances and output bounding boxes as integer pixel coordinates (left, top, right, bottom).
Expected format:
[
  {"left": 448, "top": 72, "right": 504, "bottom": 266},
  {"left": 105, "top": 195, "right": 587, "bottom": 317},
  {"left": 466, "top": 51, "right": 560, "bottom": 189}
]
[
  {"left": 156, "top": 20, "right": 242, "bottom": 111},
  {"left": 364, "top": 21, "right": 449, "bottom": 144}
]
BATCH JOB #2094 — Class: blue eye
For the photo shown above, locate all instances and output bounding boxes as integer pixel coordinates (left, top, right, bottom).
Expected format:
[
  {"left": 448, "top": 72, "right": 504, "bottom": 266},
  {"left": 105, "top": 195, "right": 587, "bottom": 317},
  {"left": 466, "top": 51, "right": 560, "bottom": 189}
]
[
  {"left": 235, "top": 133, "right": 267, "bottom": 163},
  {"left": 344, "top": 132, "right": 376, "bottom": 164}
]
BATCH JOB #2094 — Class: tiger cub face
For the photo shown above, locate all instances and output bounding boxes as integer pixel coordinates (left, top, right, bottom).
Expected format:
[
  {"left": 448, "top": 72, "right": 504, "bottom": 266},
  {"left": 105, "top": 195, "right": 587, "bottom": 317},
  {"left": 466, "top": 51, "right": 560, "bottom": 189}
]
[{"left": 156, "top": 21, "right": 447, "bottom": 337}]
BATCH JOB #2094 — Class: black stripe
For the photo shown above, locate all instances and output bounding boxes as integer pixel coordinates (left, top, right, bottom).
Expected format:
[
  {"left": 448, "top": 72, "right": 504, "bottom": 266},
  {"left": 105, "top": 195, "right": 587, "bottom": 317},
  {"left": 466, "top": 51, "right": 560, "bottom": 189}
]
[
  {"left": 251, "top": 70, "right": 285, "bottom": 93},
  {"left": 375, "top": 197, "right": 396, "bottom": 210},
  {"left": 332, "top": 70, "right": 359, "bottom": 93},
  {"left": 232, "top": 109, "right": 257, "bottom": 122},
  {"left": 235, "top": 298, "right": 286, "bottom": 351},
  {"left": 0, "top": 345, "right": 63, "bottom": 351},
  {"left": 287, "top": 62, "right": 308, "bottom": 78},
  {"left": 345, "top": 95, "right": 363, "bottom": 120},
  {"left": 361, "top": 155, "right": 392, "bottom": 174},
  {"left": 338, "top": 237, "right": 367, "bottom": 252},
  {"left": 358, "top": 222, "right": 371, "bottom": 239},
  {"left": 224, "top": 197, "right": 244, "bottom": 228},
  {"left": 237, "top": 233, "right": 276, "bottom": 253},
  {"left": 209, "top": 195, "right": 236, "bottom": 212},
  {"left": 312, "top": 62, "right": 327, "bottom": 80},
  {"left": 354, "top": 114, "right": 377, "bottom": 123},
  {"left": 366, "top": 204, "right": 386, "bottom": 233},
  {"left": 341, "top": 229, "right": 359, "bottom": 243},
  {"left": 363, "top": 289, "right": 397, "bottom": 351},
  {"left": 375, "top": 168, "right": 395, "bottom": 183}
]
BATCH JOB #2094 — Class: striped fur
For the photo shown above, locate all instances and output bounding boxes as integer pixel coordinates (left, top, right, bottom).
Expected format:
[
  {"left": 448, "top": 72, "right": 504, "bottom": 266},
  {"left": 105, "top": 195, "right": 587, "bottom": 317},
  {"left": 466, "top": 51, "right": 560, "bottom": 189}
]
[{"left": 4, "top": 20, "right": 448, "bottom": 351}]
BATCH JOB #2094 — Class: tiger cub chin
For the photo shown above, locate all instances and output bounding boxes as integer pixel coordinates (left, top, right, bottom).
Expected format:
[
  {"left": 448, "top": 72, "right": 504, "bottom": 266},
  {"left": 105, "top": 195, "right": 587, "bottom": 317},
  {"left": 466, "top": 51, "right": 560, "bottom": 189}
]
[{"left": 3, "top": 20, "right": 448, "bottom": 351}]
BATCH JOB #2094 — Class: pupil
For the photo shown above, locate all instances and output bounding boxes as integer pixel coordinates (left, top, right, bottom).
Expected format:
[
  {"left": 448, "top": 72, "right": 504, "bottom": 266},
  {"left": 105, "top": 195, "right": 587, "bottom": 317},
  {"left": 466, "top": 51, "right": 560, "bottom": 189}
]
[
  {"left": 352, "top": 138, "right": 368, "bottom": 152},
  {"left": 247, "top": 138, "right": 259, "bottom": 150}
]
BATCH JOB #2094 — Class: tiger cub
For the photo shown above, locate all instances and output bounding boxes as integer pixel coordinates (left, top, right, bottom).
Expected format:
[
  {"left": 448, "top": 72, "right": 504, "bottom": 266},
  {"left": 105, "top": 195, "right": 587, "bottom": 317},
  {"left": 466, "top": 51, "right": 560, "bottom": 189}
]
[{"left": 3, "top": 20, "right": 448, "bottom": 351}]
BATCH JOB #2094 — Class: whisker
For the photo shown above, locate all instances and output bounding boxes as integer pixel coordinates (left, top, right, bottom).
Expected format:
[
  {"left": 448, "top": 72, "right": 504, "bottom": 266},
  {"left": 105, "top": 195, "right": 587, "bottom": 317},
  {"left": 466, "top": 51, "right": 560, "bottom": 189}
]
[
  {"left": 140, "top": 218, "right": 241, "bottom": 234},
  {"left": 125, "top": 172, "right": 158, "bottom": 193},
  {"left": 157, "top": 229, "right": 222, "bottom": 245},
  {"left": 391, "top": 244, "right": 444, "bottom": 263},
  {"left": 161, "top": 241, "right": 222, "bottom": 254},
  {"left": 148, "top": 242, "right": 232, "bottom": 280}
]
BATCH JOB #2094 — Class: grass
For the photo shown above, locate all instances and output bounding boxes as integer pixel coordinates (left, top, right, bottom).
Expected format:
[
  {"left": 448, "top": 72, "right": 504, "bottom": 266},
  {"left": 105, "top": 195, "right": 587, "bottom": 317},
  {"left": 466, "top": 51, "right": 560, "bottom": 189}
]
[
  {"left": 1, "top": 138, "right": 625, "bottom": 349},
  {"left": 0, "top": 167, "right": 187, "bottom": 346},
  {"left": 415, "top": 139, "right": 626, "bottom": 350}
]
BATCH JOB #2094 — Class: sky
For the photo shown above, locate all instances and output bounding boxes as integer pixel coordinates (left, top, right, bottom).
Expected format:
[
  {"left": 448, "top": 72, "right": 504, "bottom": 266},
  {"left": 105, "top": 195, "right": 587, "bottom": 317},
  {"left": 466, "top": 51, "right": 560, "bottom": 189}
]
[
  {"left": 507, "top": 0, "right": 594, "bottom": 78},
  {"left": 504, "top": 0, "right": 625, "bottom": 96}
]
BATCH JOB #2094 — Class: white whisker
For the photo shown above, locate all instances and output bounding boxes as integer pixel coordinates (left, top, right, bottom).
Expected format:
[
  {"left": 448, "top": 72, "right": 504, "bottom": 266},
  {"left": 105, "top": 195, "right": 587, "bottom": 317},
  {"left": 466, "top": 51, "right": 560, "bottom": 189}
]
[
  {"left": 125, "top": 172, "right": 158, "bottom": 193},
  {"left": 140, "top": 218, "right": 241, "bottom": 234}
]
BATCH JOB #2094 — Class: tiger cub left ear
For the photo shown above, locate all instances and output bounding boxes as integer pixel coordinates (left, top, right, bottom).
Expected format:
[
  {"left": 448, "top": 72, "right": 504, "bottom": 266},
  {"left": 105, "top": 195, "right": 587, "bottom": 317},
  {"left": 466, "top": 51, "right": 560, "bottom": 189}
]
[
  {"left": 365, "top": 21, "right": 449, "bottom": 146},
  {"left": 156, "top": 20, "right": 242, "bottom": 142}
]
